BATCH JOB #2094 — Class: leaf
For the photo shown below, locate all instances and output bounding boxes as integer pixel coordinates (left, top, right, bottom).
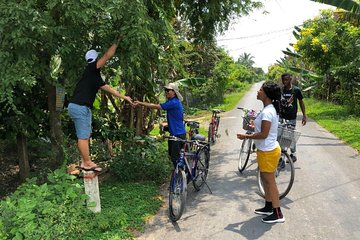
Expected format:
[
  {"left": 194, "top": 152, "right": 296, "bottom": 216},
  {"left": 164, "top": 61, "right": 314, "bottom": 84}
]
[
  {"left": 175, "top": 77, "right": 208, "bottom": 87},
  {"left": 282, "top": 50, "right": 302, "bottom": 58}
]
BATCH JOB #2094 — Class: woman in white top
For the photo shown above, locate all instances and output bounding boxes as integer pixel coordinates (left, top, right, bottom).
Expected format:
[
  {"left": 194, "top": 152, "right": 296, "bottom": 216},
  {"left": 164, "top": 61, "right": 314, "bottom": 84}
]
[{"left": 237, "top": 81, "right": 284, "bottom": 224}]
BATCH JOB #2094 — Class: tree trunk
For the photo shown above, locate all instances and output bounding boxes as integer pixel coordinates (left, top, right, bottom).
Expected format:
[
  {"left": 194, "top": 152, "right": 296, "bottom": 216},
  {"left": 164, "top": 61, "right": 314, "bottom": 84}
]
[
  {"left": 17, "top": 133, "right": 30, "bottom": 181},
  {"left": 44, "top": 81, "right": 64, "bottom": 169},
  {"left": 135, "top": 106, "right": 144, "bottom": 135}
]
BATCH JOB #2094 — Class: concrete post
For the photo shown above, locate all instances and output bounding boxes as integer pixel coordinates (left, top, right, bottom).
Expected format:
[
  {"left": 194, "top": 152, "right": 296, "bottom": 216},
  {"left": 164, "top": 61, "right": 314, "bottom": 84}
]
[{"left": 83, "top": 171, "right": 101, "bottom": 213}]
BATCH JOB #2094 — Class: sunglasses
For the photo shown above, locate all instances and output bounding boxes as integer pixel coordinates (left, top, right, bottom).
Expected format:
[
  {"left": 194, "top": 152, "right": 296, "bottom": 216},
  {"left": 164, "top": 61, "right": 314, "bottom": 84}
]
[{"left": 165, "top": 89, "right": 173, "bottom": 92}]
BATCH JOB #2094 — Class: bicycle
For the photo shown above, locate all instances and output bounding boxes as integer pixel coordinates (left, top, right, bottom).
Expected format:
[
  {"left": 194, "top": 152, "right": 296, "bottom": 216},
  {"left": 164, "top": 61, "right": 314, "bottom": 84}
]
[
  {"left": 257, "top": 121, "right": 301, "bottom": 199},
  {"left": 237, "top": 107, "right": 258, "bottom": 173},
  {"left": 237, "top": 107, "right": 300, "bottom": 199},
  {"left": 185, "top": 120, "right": 201, "bottom": 151},
  {"left": 208, "top": 109, "right": 224, "bottom": 144},
  {"left": 165, "top": 135, "right": 211, "bottom": 222}
]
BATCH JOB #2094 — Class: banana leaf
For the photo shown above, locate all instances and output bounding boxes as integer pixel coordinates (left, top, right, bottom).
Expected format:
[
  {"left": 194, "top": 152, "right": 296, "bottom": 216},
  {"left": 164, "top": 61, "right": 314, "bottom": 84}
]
[
  {"left": 175, "top": 77, "right": 208, "bottom": 87},
  {"left": 282, "top": 50, "right": 302, "bottom": 58}
]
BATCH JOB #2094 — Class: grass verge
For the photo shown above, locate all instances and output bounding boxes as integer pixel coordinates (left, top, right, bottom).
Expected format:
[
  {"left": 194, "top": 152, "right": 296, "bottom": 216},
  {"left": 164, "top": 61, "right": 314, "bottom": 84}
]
[{"left": 306, "top": 98, "right": 360, "bottom": 152}]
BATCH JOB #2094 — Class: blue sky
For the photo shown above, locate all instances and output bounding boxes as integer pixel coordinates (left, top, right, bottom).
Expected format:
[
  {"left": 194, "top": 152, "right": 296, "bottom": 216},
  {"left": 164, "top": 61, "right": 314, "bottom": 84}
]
[{"left": 216, "top": 0, "right": 334, "bottom": 72}]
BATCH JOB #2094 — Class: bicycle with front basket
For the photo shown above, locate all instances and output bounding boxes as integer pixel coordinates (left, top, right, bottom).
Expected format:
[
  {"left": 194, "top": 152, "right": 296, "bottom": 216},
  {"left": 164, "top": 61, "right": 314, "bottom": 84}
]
[
  {"left": 237, "top": 107, "right": 258, "bottom": 173},
  {"left": 237, "top": 107, "right": 300, "bottom": 199},
  {"left": 165, "top": 134, "right": 211, "bottom": 222}
]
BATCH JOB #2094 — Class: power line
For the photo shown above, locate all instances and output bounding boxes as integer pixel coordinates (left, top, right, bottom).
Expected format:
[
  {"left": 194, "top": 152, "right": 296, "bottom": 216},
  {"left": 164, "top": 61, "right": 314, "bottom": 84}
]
[
  {"left": 223, "top": 31, "right": 292, "bottom": 52},
  {"left": 217, "top": 26, "right": 297, "bottom": 41}
]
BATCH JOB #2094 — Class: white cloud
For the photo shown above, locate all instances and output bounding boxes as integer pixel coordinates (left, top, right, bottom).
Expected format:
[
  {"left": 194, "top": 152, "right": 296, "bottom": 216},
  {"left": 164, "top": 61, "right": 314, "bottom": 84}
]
[{"left": 217, "top": 0, "right": 334, "bottom": 72}]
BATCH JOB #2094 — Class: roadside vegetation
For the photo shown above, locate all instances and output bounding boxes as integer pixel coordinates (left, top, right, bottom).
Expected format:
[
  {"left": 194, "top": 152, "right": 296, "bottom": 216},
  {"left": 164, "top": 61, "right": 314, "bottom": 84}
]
[{"left": 306, "top": 98, "right": 360, "bottom": 152}]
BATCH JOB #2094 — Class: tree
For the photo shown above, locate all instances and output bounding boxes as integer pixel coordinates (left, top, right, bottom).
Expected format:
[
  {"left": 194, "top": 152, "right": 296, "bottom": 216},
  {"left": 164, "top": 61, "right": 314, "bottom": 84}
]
[
  {"left": 0, "top": 0, "right": 264, "bottom": 178},
  {"left": 311, "top": 0, "right": 360, "bottom": 24},
  {"left": 237, "top": 52, "right": 255, "bottom": 68}
]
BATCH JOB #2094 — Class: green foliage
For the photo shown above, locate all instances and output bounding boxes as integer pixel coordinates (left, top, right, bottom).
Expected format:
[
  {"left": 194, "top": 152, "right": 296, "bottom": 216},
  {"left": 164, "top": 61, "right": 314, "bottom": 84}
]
[
  {"left": 306, "top": 98, "right": 360, "bottom": 151},
  {"left": 0, "top": 168, "right": 164, "bottom": 239},
  {"left": 267, "top": 64, "right": 286, "bottom": 82},
  {"left": 0, "top": 170, "right": 94, "bottom": 239},
  {"left": 177, "top": 0, "right": 263, "bottom": 41},
  {"left": 110, "top": 136, "right": 170, "bottom": 184}
]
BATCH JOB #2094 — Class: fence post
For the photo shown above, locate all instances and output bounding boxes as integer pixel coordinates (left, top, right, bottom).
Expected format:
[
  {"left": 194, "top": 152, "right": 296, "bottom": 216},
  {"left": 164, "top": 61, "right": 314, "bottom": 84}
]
[{"left": 83, "top": 171, "right": 101, "bottom": 213}]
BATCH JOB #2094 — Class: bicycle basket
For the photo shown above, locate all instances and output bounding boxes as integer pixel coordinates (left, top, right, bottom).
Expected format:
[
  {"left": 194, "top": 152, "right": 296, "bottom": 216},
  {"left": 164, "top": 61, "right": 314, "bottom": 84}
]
[
  {"left": 242, "top": 116, "right": 255, "bottom": 132},
  {"left": 277, "top": 126, "right": 301, "bottom": 149}
]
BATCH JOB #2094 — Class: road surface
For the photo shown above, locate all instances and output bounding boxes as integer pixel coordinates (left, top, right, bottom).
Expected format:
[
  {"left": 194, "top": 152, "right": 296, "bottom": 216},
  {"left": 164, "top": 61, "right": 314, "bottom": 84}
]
[{"left": 136, "top": 82, "right": 360, "bottom": 240}]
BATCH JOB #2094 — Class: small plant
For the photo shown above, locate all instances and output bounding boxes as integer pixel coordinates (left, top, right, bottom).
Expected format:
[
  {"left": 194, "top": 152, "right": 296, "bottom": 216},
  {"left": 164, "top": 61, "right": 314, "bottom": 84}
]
[{"left": 110, "top": 136, "right": 171, "bottom": 184}]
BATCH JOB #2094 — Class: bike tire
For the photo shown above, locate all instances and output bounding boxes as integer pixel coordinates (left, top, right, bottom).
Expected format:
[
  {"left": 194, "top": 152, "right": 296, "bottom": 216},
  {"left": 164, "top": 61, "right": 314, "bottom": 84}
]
[
  {"left": 208, "top": 123, "right": 215, "bottom": 144},
  {"left": 238, "top": 138, "right": 252, "bottom": 173},
  {"left": 193, "top": 146, "right": 210, "bottom": 191},
  {"left": 257, "top": 151, "right": 295, "bottom": 199},
  {"left": 169, "top": 169, "right": 187, "bottom": 222},
  {"left": 214, "top": 117, "right": 220, "bottom": 137}
]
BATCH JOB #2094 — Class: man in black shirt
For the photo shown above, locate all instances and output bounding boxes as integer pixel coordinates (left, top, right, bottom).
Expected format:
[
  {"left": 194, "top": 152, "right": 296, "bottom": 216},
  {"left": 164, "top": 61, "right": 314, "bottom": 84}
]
[
  {"left": 68, "top": 42, "right": 133, "bottom": 171},
  {"left": 279, "top": 73, "right": 307, "bottom": 162}
]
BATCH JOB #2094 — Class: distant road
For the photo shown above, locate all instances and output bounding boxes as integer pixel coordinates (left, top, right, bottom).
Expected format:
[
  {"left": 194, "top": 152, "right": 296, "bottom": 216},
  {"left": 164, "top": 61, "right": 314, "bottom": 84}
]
[{"left": 136, "top": 82, "right": 360, "bottom": 240}]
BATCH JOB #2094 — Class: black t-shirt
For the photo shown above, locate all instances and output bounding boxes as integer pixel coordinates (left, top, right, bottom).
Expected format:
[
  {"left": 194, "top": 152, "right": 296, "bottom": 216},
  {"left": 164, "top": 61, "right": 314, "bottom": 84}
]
[
  {"left": 279, "top": 86, "right": 303, "bottom": 120},
  {"left": 70, "top": 61, "right": 105, "bottom": 108}
]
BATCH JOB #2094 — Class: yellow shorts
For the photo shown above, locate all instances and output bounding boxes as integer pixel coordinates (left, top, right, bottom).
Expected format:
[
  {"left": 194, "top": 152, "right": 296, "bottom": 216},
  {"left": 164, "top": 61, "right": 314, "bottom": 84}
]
[{"left": 256, "top": 146, "right": 281, "bottom": 173}]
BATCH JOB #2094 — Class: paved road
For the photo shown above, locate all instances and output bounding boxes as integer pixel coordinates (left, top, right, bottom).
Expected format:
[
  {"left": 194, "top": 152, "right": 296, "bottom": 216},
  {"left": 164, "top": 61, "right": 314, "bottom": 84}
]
[{"left": 136, "top": 82, "right": 360, "bottom": 240}]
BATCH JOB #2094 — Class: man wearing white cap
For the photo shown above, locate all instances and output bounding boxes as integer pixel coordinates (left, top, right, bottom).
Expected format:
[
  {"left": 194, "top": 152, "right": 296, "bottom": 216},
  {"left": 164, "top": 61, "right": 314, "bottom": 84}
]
[
  {"left": 68, "top": 42, "right": 133, "bottom": 171},
  {"left": 134, "top": 83, "right": 186, "bottom": 167}
]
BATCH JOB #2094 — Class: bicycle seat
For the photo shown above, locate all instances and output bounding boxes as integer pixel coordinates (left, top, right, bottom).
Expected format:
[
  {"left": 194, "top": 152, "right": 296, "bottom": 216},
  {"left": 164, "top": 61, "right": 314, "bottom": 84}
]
[
  {"left": 212, "top": 109, "right": 223, "bottom": 113},
  {"left": 193, "top": 134, "right": 206, "bottom": 141},
  {"left": 185, "top": 121, "right": 200, "bottom": 129}
]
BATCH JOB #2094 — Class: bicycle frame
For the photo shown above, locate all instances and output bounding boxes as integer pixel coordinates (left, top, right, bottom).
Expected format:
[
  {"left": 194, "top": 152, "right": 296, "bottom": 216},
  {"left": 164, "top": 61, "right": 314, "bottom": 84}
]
[{"left": 208, "top": 109, "right": 223, "bottom": 144}]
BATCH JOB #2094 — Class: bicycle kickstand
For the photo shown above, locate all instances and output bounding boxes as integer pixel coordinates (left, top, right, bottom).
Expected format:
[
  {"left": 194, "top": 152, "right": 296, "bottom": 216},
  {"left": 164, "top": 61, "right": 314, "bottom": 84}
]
[{"left": 202, "top": 177, "right": 213, "bottom": 194}]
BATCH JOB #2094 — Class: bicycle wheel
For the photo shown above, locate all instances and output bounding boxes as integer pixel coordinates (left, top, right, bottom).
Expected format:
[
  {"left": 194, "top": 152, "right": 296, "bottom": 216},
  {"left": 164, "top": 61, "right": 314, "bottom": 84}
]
[
  {"left": 214, "top": 117, "right": 220, "bottom": 137},
  {"left": 208, "top": 123, "right": 215, "bottom": 143},
  {"left": 193, "top": 146, "right": 210, "bottom": 191},
  {"left": 169, "top": 169, "right": 187, "bottom": 222},
  {"left": 257, "top": 152, "right": 295, "bottom": 199},
  {"left": 238, "top": 138, "right": 252, "bottom": 173}
]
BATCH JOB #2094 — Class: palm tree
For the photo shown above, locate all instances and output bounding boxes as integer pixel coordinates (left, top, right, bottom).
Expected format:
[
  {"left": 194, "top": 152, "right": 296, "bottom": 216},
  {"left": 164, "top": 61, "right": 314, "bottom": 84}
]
[{"left": 237, "top": 52, "right": 255, "bottom": 68}]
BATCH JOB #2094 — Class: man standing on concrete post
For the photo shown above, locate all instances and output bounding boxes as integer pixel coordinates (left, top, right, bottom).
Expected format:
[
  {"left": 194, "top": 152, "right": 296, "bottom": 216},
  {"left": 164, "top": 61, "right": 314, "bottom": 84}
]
[{"left": 68, "top": 40, "right": 133, "bottom": 171}]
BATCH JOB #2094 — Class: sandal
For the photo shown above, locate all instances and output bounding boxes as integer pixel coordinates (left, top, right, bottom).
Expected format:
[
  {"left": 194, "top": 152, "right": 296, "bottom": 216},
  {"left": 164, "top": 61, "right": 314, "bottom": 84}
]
[{"left": 76, "top": 166, "right": 103, "bottom": 172}]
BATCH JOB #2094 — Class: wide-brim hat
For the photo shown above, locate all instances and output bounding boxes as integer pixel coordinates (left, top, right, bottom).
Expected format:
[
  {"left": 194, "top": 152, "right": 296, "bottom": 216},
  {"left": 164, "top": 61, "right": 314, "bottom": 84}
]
[
  {"left": 164, "top": 83, "right": 183, "bottom": 102},
  {"left": 85, "top": 49, "right": 99, "bottom": 63}
]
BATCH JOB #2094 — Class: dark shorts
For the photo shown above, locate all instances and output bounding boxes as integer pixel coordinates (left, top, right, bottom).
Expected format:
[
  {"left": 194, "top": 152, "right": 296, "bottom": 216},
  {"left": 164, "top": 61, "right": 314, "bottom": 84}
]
[{"left": 168, "top": 133, "right": 186, "bottom": 167}]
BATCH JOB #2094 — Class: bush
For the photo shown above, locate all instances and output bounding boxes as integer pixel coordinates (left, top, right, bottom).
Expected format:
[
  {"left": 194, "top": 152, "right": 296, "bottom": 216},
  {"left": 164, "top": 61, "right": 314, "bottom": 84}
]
[
  {"left": 110, "top": 136, "right": 171, "bottom": 184},
  {"left": 0, "top": 170, "right": 96, "bottom": 239}
]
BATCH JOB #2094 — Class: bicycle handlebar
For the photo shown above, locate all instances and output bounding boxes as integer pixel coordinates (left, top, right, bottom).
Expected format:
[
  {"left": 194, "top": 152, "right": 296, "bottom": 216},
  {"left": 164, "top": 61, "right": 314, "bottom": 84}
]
[{"left": 163, "top": 135, "right": 208, "bottom": 146}]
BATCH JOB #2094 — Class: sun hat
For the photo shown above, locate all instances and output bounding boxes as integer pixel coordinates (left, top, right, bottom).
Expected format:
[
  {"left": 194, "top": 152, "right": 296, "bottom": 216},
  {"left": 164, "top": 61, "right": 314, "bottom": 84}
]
[
  {"left": 164, "top": 82, "right": 183, "bottom": 102},
  {"left": 85, "top": 49, "right": 99, "bottom": 63}
]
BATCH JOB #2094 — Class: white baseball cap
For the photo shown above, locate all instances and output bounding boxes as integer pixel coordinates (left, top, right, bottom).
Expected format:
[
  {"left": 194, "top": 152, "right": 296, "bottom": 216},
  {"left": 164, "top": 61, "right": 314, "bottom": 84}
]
[{"left": 85, "top": 49, "right": 98, "bottom": 63}]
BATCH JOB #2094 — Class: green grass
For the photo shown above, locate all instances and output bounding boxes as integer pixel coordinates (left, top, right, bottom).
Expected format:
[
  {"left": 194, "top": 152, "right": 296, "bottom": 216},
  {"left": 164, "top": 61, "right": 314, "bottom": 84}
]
[
  {"left": 306, "top": 98, "right": 360, "bottom": 152},
  {"left": 98, "top": 181, "right": 163, "bottom": 239}
]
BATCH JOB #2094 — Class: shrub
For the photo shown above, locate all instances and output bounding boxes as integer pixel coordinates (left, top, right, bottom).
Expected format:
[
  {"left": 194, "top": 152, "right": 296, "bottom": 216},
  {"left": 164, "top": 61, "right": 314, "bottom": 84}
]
[
  {"left": 0, "top": 170, "right": 96, "bottom": 239},
  {"left": 110, "top": 136, "right": 171, "bottom": 184}
]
